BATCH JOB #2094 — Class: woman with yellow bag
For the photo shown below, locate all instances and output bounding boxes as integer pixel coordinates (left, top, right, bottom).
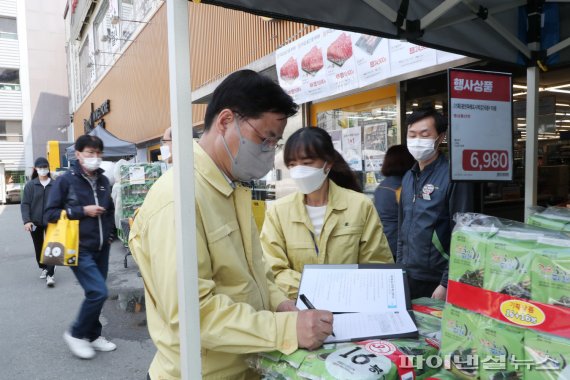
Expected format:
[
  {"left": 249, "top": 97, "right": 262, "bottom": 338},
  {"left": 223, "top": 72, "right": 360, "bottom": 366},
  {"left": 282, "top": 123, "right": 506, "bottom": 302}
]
[{"left": 20, "top": 157, "right": 55, "bottom": 286}]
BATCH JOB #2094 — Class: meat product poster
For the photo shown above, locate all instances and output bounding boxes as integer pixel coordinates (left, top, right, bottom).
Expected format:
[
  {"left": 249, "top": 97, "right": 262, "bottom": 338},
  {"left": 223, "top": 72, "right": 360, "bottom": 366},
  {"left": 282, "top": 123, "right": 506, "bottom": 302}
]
[
  {"left": 363, "top": 122, "right": 388, "bottom": 172},
  {"left": 297, "top": 30, "right": 330, "bottom": 101},
  {"left": 322, "top": 29, "right": 359, "bottom": 96},
  {"left": 388, "top": 40, "right": 437, "bottom": 77},
  {"left": 276, "top": 27, "right": 465, "bottom": 104},
  {"left": 353, "top": 33, "right": 391, "bottom": 88},
  {"left": 341, "top": 127, "right": 363, "bottom": 171},
  {"left": 276, "top": 43, "right": 304, "bottom": 103}
]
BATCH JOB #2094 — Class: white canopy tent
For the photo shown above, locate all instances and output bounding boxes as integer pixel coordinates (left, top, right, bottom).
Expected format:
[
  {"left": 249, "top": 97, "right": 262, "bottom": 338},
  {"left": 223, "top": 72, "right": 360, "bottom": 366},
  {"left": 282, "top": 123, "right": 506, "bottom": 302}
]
[{"left": 165, "top": 1, "right": 570, "bottom": 378}]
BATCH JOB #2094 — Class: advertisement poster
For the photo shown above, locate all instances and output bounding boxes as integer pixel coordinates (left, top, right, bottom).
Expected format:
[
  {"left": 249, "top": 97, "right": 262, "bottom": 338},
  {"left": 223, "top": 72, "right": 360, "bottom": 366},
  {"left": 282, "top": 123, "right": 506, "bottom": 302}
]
[
  {"left": 322, "top": 29, "right": 360, "bottom": 96},
  {"left": 363, "top": 122, "right": 388, "bottom": 172},
  {"left": 449, "top": 68, "right": 513, "bottom": 181},
  {"left": 297, "top": 30, "right": 330, "bottom": 101},
  {"left": 342, "top": 127, "right": 363, "bottom": 171},
  {"left": 329, "top": 129, "right": 343, "bottom": 154},
  {"left": 276, "top": 41, "right": 303, "bottom": 103},
  {"left": 388, "top": 40, "right": 437, "bottom": 77},
  {"left": 353, "top": 33, "right": 391, "bottom": 88},
  {"left": 276, "top": 27, "right": 465, "bottom": 104}
]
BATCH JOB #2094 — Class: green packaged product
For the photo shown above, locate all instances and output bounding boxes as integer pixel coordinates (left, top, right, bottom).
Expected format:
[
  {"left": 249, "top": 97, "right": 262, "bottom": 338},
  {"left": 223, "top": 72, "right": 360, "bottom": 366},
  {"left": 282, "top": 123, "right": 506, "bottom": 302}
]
[
  {"left": 412, "top": 297, "right": 445, "bottom": 316},
  {"left": 426, "top": 370, "right": 461, "bottom": 379},
  {"left": 483, "top": 230, "right": 539, "bottom": 299},
  {"left": 527, "top": 212, "right": 570, "bottom": 234},
  {"left": 449, "top": 226, "right": 498, "bottom": 288},
  {"left": 531, "top": 237, "right": 570, "bottom": 308},
  {"left": 413, "top": 310, "right": 442, "bottom": 344},
  {"left": 440, "top": 305, "right": 481, "bottom": 379},
  {"left": 476, "top": 319, "right": 525, "bottom": 380},
  {"left": 256, "top": 356, "right": 303, "bottom": 380},
  {"left": 297, "top": 344, "right": 398, "bottom": 380},
  {"left": 524, "top": 330, "right": 570, "bottom": 380}
]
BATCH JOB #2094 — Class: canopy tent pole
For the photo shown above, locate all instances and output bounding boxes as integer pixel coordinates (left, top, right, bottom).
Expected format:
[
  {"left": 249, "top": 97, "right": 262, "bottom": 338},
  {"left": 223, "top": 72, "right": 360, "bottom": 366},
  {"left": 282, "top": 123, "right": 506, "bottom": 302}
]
[
  {"left": 166, "top": 0, "right": 202, "bottom": 379},
  {"left": 524, "top": 66, "right": 539, "bottom": 221},
  {"left": 420, "top": 0, "right": 462, "bottom": 30}
]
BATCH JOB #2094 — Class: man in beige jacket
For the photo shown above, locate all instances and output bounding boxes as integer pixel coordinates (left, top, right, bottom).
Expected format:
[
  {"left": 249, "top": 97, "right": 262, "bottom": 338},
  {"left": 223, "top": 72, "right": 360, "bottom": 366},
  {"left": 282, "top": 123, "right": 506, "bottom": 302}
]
[{"left": 129, "top": 70, "right": 333, "bottom": 380}]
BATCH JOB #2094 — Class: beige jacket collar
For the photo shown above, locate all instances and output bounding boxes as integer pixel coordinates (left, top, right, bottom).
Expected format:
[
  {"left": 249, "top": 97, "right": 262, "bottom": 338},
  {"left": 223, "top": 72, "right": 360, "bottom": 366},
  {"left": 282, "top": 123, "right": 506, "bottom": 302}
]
[{"left": 193, "top": 140, "right": 235, "bottom": 197}]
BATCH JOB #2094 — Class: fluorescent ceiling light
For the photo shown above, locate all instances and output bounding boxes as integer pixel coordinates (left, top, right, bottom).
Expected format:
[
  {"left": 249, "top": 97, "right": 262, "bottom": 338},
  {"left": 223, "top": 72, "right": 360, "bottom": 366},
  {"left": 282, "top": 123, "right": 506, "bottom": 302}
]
[
  {"left": 545, "top": 88, "right": 570, "bottom": 94},
  {"left": 557, "top": 103, "right": 570, "bottom": 107},
  {"left": 513, "top": 84, "right": 527, "bottom": 89}
]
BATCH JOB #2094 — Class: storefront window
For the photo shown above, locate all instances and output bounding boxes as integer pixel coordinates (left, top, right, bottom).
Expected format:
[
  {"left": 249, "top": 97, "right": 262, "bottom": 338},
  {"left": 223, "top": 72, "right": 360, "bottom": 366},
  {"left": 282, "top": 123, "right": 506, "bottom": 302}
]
[
  {"left": 0, "top": 120, "right": 23, "bottom": 142},
  {"left": 311, "top": 85, "right": 399, "bottom": 197}
]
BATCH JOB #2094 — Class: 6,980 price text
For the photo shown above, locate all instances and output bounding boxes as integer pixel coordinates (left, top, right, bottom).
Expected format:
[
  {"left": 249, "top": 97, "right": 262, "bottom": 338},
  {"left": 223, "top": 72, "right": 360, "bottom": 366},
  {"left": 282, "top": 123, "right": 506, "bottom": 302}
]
[{"left": 462, "top": 150, "right": 509, "bottom": 171}]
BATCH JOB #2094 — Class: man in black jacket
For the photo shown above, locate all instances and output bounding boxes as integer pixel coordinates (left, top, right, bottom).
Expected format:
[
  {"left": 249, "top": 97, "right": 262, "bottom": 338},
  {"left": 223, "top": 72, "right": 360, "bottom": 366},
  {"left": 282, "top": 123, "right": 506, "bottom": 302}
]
[
  {"left": 397, "top": 108, "right": 473, "bottom": 301},
  {"left": 44, "top": 135, "right": 117, "bottom": 359}
]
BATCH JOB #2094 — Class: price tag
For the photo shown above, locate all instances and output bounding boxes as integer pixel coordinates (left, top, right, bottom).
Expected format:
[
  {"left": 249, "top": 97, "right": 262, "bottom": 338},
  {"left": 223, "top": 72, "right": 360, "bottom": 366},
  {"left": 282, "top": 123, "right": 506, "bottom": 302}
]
[
  {"left": 462, "top": 150, "right": 509, "bottom": 171},
  {"left": 449, "top": 68, "right": 513, "bottom": 181}
]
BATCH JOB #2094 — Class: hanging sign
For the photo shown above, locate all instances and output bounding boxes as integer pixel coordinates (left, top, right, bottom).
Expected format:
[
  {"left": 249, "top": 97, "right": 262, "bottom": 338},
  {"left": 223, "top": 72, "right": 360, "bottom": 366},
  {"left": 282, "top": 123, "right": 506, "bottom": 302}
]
[{"left": 448, "top": 68, "right": 513, "bottom": 181}]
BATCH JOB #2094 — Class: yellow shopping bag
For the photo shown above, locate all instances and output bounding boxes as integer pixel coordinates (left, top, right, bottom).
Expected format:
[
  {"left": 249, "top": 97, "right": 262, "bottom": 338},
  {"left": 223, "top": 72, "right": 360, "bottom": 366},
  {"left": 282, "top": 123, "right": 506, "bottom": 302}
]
[{"left": 40, "top": 210, "right": 79, "bottom": 266}]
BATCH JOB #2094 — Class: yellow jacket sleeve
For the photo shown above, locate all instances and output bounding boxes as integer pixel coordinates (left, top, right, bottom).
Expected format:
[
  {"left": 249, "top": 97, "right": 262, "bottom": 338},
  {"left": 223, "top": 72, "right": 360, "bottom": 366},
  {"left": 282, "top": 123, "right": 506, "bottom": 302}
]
[
  {"left": 359, "top": 199, "right": 394, "bottom": 264},
  {"left": 196, "top": 206, "right": 298, "bottom": 355},
  {"left": 260, "top": 206, "right": 302, "bottom": 300}
]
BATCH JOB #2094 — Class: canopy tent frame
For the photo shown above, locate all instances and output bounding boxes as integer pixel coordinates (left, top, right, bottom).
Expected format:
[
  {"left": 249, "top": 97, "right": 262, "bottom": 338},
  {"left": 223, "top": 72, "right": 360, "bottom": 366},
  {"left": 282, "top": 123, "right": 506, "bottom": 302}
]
[{"left": 164, "top": 1, "right": 570, "bottom": 378}]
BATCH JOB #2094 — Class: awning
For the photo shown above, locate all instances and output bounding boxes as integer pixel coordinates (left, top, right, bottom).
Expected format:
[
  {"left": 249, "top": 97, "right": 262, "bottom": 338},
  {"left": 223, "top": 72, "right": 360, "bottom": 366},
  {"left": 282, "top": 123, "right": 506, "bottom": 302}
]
[{"left": 66, "top": 125, "right": 137, "bottom": 160}]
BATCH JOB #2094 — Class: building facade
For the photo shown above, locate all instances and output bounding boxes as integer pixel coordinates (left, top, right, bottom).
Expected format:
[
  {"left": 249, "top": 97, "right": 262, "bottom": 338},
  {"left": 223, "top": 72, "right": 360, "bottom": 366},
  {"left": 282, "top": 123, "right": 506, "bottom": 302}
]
[{"left": 0, "top": 0, "right": 69, "bottom": 186}]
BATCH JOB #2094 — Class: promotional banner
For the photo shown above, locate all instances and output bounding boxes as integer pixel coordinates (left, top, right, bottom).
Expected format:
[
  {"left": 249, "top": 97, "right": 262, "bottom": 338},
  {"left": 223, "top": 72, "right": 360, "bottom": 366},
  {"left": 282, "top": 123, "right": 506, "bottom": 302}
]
[
  {"left": 363, "top": 122, "right": 388, "bottom": 172},
  {"left": 448, "top": 68, "right": 513, "bottom": 181},
  {"left": 276, "top": 28, "right": 466, "bottom": 104},
  {"left": 342, "top": 127, "right": 363, "bottom": 171}
]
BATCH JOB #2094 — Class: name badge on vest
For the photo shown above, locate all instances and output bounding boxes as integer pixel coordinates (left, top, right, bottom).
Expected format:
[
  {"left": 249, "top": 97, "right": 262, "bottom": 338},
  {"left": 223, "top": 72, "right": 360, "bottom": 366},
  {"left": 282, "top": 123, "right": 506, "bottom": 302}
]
[{"left": 422, "top": 184, "right": 435, "bottom": 200}]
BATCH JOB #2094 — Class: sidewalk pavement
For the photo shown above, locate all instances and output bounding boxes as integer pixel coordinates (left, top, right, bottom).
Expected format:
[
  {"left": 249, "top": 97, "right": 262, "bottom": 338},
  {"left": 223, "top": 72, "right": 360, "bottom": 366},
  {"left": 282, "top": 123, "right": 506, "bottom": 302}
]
[{"left": 0, "top": 204, "right": 154, "bottom": 380}]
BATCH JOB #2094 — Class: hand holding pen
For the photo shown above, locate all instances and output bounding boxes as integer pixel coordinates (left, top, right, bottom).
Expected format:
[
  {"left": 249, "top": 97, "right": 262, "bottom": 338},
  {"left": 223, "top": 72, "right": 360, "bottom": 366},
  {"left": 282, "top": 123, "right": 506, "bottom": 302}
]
[{"left": 299, "top": 294, "right": 336, "bottom": 337}]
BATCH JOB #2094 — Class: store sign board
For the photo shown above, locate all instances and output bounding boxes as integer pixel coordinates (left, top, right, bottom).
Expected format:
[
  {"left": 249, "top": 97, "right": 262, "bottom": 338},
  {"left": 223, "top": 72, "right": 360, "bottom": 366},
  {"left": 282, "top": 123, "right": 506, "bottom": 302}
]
[
  {"left": 449, "top": 68, "right": 513, "bottom": 181},
  {"left": 276, "top": 28, "right": 465, "bottom": 104}
]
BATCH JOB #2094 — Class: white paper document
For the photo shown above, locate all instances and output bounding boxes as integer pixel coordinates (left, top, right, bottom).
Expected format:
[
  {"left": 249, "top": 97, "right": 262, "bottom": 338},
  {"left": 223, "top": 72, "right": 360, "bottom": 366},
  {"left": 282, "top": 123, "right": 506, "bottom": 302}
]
[
  {"left": 324, "top": 311, "right": 417, "bottom": 343},
  {"left": 296, "top": 265, "right": 417, "bottom": 342}
]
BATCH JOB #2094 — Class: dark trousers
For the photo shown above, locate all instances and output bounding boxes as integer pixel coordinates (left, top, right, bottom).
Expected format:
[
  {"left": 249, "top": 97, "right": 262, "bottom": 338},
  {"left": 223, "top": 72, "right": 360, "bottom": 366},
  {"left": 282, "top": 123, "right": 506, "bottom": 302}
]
[
  {"left": 70, "top": 245, "right": 110, "bottom": 341},
  {"left": 30, "top": 225, "right": 55, "bottom": 276},
  {"left": 407, "top": 276, "right": 440, "bottom": 300}
]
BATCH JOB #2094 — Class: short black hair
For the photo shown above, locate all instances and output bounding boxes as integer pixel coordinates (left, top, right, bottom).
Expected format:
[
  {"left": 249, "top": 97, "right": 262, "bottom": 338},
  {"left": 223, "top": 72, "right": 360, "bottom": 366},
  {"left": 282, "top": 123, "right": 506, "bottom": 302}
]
[
  {"left": 204, "top": 70, "right": 298, "bottom": 131},
  {"left": 75, "top": 135, "right": 104, "bottom": 152},
  {"left": 406, "top": 107, "right": 448, "bottom": 134},
  {"left": 381, "top": 145, "right": 415, "bottom": 177}
]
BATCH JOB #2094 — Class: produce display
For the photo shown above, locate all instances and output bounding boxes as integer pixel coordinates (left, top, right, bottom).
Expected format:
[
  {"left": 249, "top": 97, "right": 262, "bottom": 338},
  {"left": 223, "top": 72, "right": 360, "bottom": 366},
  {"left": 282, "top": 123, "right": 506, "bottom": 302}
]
[{"left": 117, "top": 163, "right": 162, "bottom": 241}]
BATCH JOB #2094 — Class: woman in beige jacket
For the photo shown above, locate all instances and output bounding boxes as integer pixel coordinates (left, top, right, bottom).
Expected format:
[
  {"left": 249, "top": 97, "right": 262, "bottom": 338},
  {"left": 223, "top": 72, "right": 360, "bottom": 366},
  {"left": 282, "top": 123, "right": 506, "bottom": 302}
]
[{"left": 261, "top": 127, "right": 394, "bottom": 300}]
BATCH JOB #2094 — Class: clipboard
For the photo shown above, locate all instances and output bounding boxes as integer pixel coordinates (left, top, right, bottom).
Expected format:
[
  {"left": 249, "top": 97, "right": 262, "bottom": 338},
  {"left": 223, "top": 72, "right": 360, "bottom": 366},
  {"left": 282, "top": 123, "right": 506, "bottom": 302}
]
[{"left": 296, "top": 264, "right": 418, "bottom": 343}]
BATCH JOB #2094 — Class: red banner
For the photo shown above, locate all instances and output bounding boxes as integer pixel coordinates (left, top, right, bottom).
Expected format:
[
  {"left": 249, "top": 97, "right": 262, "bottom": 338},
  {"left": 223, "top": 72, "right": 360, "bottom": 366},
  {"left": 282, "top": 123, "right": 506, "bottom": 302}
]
[
  {"left": 447, "top": 280, "right": 570, "bottom": 338},
  {"left": 449, "top": 70, "right": 511, "bottom": 102}
]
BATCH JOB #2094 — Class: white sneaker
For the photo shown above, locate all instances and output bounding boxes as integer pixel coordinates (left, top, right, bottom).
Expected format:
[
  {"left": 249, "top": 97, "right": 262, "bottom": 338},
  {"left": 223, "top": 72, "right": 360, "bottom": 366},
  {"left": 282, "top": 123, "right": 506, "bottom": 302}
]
[
  {"left": 63, "top": 331, "right": 96, "bottom": 359},
  {"left": 40, "top": 269, "right": 48, "bottom": 279},
  {"left": 46, "top": 276, "right": 55, "bottom": 287},
  {"left": 90, "top": 336, "right": 117, "bottom": 352}
]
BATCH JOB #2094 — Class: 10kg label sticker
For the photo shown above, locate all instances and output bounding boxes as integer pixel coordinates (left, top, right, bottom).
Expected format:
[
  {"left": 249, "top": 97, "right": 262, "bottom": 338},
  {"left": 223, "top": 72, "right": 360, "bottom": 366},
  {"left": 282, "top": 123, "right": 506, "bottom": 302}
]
[{"left": 325, "top": 346, "right": 393, "bottom": 379}]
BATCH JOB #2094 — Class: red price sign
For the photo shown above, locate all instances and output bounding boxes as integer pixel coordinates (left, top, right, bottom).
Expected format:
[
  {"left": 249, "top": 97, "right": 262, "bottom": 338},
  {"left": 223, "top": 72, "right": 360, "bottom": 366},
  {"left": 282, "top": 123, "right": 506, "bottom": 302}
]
[{"left": 462, "top": 150, "right": 509, "bottom": 171}]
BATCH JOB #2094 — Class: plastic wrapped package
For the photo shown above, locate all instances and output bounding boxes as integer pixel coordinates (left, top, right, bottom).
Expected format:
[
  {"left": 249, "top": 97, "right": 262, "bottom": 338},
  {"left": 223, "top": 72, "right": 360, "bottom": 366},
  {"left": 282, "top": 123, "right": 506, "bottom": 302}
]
[
  {"left": 483, "top": 230, "right": 539, "bottom": 299},
  {"left": 531, "top": 237, "right": 570, "bottom": 309},
  {"left": 475, "top": 319, "right": 525, "bottom": 380},
  {"left": 524, "top": 330, "right": 570, "bottom": 380},
  {"left": 440, "top": 305, "right": 481, "bottom": 379},
  {"left": 249, "top": 339, "right": 439, "bottom": 380},
  {"left": 527, "top": 206, "right": 570, "bottom": 234},
  {"left": 449, "top": 215, "right": 500, "bottom": 288}
]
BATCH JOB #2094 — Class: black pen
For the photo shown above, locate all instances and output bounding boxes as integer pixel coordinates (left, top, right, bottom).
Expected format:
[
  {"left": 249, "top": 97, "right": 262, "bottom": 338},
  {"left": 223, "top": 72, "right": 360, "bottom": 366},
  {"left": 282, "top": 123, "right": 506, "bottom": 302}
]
[{"left": 299, "top": 294, "right": 336, "bottom": 337}]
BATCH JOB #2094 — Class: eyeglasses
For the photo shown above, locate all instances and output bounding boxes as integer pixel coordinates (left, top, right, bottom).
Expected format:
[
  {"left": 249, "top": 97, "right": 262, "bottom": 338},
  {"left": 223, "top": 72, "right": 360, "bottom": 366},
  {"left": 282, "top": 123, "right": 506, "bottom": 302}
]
[
  {"left": 240, "top": 116, "right": 281, "bottom": 152},
  {"left": 160, "top": 138, "right": 171, "bottom": 144}
]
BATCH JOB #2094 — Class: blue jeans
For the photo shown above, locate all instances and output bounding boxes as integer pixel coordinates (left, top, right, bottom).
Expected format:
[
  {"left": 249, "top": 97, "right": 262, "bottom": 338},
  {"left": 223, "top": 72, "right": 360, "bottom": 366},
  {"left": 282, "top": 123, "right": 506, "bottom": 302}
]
[{"left": 70, "top": 245, "right": 110, "bottom": 341}]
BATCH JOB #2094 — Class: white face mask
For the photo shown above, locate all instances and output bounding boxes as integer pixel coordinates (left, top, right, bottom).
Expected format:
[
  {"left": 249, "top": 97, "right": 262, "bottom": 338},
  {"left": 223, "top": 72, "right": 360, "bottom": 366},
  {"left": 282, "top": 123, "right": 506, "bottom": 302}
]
[
  {"left": 289, "top": 162, "right": 329, "bottom": 194},
  {"left": 82, "top": 157, "right": 102, "bottom": 172},
  {"left": 160, "top": 145, "right": 171, "bottom": 162},
  {"left": 37, "top": 168, "right": 49, "bottom": 177},
  {"left": 407, "top": 138, "right": 438, "bottom": 162}
]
